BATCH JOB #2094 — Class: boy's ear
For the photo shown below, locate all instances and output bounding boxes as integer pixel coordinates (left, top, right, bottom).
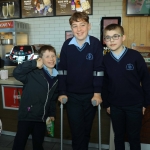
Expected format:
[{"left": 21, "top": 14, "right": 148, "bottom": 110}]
[
  {"left": 88, "top": 23, "right": 91, "bottom": 30},
  {"left": 122, "top": 35, "right": 126, "bottom": 41}
]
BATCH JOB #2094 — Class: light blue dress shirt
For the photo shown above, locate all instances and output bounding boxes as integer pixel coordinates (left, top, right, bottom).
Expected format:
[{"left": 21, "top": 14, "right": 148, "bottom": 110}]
[
  {"left": 43, "top": 65, "right": 58, "bottom": 78},
  {"left": 68, "top": 35, "right": 90, "bottom": 48},
  {"left": 111, "top": 46, "right": 126, "bottom": 59}
]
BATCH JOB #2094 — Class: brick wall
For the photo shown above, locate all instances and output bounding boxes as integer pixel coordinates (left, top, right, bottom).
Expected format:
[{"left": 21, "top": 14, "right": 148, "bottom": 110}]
[{"left": 14, "top": 0, "right": 122, "bottom": 53}]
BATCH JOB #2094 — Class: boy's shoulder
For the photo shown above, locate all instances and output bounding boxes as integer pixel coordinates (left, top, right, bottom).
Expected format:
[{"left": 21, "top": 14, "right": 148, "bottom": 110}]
[
  {"left": 89, "top": 35, "right": 100, "bottom": 42},
  {"left": 103, "top": 51, "right": 111, "bottom": 58},
  {"left": 103, "top": 47, "right": 142, "bottom": 59},
  {"left": 89, "top": 35, "right": 99, "bottom": 40},
  {"left": 127, "top": 47, "right": 142, "bottom": 56},
  {"left": 64, "top": 37, "right": 73, "bottom": 44}
]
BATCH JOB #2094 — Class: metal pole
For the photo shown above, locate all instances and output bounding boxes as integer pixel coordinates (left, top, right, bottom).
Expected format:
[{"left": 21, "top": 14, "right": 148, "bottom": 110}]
[
  {"left": 98, "top": 104, "right": 101, "bottom": 150},
  {"left": 60, "top": 103, "right": 63, "bottom": 150},
  {"left": 60, "top": 98, "right": 67, "bottom": 150},
  {"left": 92, "top": 100, "right": 101, "bottom": 150}
]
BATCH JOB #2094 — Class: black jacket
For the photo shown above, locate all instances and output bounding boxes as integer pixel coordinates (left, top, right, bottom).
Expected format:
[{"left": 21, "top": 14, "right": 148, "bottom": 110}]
[{"left": 13, "top": 60, "right": 58, "bottom": 122}]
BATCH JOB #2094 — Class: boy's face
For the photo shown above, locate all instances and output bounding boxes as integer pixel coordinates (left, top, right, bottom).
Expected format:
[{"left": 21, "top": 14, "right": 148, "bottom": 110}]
[
  {"left": 71, "top": 19, "right": 91, "bottom": 45},
  {"left": 104, "top": 29, "right": 126, "bottom": 52},
  {"left": 42, "top": 50, "right": 56, "bottom": 69}
]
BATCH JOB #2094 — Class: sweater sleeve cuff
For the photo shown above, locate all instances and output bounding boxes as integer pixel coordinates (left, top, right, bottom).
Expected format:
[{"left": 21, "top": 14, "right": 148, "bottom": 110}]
[
  {"left": 32, "top": 59, "right": 37, "bottom": 68},
  {"left": 59, "top": 91, "right": 67, "bottom": 96},
  {"left": 94, "top": 87, "right": 101, "bottom": 93}
]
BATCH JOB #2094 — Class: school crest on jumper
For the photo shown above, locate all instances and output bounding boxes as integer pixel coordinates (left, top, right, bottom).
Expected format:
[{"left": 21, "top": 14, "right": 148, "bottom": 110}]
[
  {"left": 86, "top": 53, "right": 93, "bottom": 60},
  {"left": 126, "top": 64, "right": 134, "bottom": 70}
]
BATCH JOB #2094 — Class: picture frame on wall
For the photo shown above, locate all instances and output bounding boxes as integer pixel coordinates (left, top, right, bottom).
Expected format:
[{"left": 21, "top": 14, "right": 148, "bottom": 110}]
[
  {"left": 126, "top": 0, "right": 150, "bottom": 16},
  {"left": 21, "top": 0, "right": 54, "bottom": 18},
  {"left": 0, "top": 0, "right": 21, "bottom": 20},
  {"left": 65, "top": 30, "right": 73, "bottom": 40},
  {"left": 55, "top": 0, "right": 93, "bottom": 16},
  {"left": 1, "top": 85, "right": 23, "bottom": 110},
  {"left": 100, "top": 17, "right": 121, "bottom": 47}
]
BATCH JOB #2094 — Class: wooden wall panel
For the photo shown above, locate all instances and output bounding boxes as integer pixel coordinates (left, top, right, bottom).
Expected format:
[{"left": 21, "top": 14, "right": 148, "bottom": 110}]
[
  {"left": 140, "top": 17, "right": 147, "bottom": 45},
  {"left": 122, "top": 0, "right": 150, "bottom": 144},
  {"left": 146, "top": 17, "right": 150, "bottom": 44},
  {"left": 122, "top": 0, "right": 150, "bottom": 48},
  {"left": 128, "top": 17, "right": 135, "bottom": 47},
  {"left": 123, "top": 17, "right": 129, "bottom": 46},
  {"left": 134, "top": 17, "right": 141, "bottom": 45}
]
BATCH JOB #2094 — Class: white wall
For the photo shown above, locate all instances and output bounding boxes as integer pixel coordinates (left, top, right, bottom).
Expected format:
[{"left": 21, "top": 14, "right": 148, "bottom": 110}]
[{"left": 15, "top": 0, "right": 122, "bottom": 53}]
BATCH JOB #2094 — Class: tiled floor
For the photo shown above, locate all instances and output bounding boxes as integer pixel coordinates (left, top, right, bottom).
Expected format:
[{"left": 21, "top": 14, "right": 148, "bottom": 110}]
[{"left": 0, "top": 134, "right": 108, "bottom": 150}]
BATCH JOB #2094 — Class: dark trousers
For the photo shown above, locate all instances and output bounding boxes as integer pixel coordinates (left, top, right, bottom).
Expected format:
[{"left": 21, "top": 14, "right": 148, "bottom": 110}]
[
  {"left": 110, "top": 103, "right": 143, "bottom": 150},
  {"left": 66, "top": 93, "right": 96, "bottom": 150},
  {"left": 12, "top": 121, "right": 46, "bottom": 150}
]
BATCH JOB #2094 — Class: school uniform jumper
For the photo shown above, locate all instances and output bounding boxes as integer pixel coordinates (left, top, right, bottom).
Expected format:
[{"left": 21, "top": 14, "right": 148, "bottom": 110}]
[
  {"left": 102, "top": 48, "right": 150, "bottom": 150},
  {"left": 58, "top": 36, "right": 104, "bottom": 150},
  {"left": 12, "top": 60, "right": 58, "bottom": 150}
]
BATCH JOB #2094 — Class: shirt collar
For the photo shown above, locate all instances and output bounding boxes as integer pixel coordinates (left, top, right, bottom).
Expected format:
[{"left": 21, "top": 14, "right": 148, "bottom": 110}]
[
  {"left": 43, "top": 65, "right": 58, "bottom": 77},
  {"left": 111, "top": 46, "right": 126, "bottom": 59},
  {"left": 68, "top": 35, "right": 90, "bottom": 48}
]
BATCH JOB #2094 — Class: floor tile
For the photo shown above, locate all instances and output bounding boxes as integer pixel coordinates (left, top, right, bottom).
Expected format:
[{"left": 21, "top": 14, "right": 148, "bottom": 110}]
[
  {"left": 0, "top": 134, "right": 108, "bottom": 150},
  {"left": 52, "top": 143, "right": 73, "bottom": 150}
]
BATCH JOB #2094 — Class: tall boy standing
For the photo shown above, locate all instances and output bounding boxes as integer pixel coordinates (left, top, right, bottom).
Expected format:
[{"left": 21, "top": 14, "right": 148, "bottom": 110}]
[
  {"left": 102, "top": 24, "right": 150, "bottom": 150},
  {"left": 58, "top": 12, "right": 104, "bottom": 150}
]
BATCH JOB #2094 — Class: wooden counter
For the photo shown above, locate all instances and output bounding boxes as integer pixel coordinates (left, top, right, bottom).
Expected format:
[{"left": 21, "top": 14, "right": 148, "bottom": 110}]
[
  {"left": 0, "top": 77, "right": 110, "bottom": 145},
  {"left": 0, "top": 77, "right": 23, "bottom": 85}
]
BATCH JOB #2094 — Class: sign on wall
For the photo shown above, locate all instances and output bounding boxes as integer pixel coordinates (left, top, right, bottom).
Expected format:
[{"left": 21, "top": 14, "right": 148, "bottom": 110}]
[
  {"left": 0, "top": 21, "right": 14, "bottom": 28},
  {"left": 65, "top": 30, "right": 73, "bottom": 40},
  {"left": 1, "top": 85, "right": 23, "bottom": 110},
  {"left": 55, "top": 0, "right": 93, "bottom": 16},
  {"left": 0, "top": 0, "right": 21, "bottom": 20},
  {"left": 100, "top": 17, "right": 121, "bottom": 47},
  {"left": 21, "top": 0, "right": 54, "bottom": 18}
]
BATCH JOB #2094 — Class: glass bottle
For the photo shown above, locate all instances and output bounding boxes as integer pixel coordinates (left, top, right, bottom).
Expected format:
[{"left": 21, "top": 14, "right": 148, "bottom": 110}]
[{"left": 71, "top": 0, "right": 75, "bottom": 11}]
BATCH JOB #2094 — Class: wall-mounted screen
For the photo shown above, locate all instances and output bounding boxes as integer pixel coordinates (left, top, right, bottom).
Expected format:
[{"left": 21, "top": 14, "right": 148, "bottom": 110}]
[{"left": 126, "top": 0, "right": 150, "bottom": 16}]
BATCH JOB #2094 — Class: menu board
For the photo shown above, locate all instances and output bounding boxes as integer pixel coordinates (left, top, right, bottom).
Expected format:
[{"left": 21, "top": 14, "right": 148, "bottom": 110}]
[
  {"left": 21, "top": 0, "right": 54, "bottom": 18},
  {"left": 0, "top": 0, "right": 21, "bottom": 20},
  {"left": 55, "top": 0, "right": 92, "bottom": 16}
]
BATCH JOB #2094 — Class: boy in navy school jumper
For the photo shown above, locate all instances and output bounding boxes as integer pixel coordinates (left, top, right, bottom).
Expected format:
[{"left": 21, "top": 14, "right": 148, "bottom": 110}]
[
  {"left": 58, "top": 12, "right": 104, "bottom": 150},
  {"left": 102, "top": 24, "right": 150, "bottom": 150},
  {"left": 12, "top": 45, "right": 58, "bottom": 150}
]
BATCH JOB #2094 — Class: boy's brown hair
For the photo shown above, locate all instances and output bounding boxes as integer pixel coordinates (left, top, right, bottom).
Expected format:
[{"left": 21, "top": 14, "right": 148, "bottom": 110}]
[
  {"left": 38, "top": 45, "right": 56, "bottom": 58},
  {"left": 103, "top": 24, "right": 124, "bottom": 36},
  {"left": 69, "top": 12, "right": 89, "bottom": 25}
]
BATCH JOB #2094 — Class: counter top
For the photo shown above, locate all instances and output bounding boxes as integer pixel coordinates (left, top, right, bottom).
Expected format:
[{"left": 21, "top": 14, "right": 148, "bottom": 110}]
[{"left": 0, "top": 77, "right": 23, "bottom": 85}]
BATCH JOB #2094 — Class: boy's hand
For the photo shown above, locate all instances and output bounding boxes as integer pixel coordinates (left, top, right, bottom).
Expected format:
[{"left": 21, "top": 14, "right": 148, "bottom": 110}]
[
  {"left": 143, "top": 107, "right": 146, "bottom": 115},
  {"left": 50, "top": 117, "right": 55, "bottom": 121},
  {"left": 91, "top": 93, "right": 102, "bottom": 106},
  {"left": 107, "top": 107, "right": 110, "bottom": 114},
  {"left": 37, "top": 58, "right": 43, "bottom": 69},
  {"left": 58, "top": 95, "right": 68, "bottom": 103}
]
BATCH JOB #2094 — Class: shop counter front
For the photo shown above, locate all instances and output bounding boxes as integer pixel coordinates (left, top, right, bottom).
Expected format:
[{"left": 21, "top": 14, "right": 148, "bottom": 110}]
[{"left": 0, "top": 77, "right": 110, "bottom": 149}]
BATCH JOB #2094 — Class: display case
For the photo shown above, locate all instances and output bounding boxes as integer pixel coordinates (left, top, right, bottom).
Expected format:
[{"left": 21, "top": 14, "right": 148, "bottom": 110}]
[{"left": 0, "top": 20, "right": 29, "bottom": 67}]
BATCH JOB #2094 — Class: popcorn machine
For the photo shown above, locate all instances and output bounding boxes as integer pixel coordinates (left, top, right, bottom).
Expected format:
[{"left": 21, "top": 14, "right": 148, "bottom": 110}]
[{"left": 0, "top": 21, "right": 29, "bottom": 67}]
